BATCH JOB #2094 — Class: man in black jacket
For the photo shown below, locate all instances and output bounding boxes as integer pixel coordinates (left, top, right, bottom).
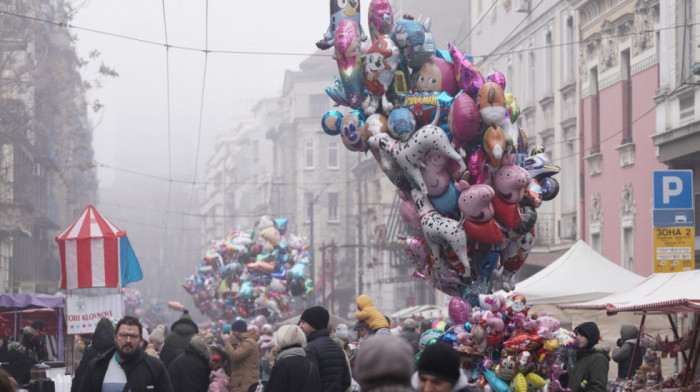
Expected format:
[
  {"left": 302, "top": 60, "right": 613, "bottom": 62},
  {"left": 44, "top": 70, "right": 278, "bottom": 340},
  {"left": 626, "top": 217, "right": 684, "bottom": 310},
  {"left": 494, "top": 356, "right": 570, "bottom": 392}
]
[
  {"left": 167, "top": 335, "right": 210, "bottom": 392},
  {"left": 299, "top": 306, "right": 351, "bottom": 392},
  {"left": 159, "top": 316, "right": 199, "bottom": 368},
  {"left": 79, "top": 315, "right": 173, "bottom": 392}
]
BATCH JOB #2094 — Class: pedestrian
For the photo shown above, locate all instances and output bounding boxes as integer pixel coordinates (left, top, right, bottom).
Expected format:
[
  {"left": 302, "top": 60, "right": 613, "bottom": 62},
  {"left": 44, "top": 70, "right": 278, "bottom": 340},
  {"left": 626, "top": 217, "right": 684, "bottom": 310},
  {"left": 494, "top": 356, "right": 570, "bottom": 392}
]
[
  {"left": 333, "top": 324, "right": 354, "bottom": 360},
  {"left": 71, "top": 318, "right": 115, "bottom": 392},
  {"left": 146, "top": 324, "right": 166, "bottom": 358},
  {"left": 353, "top": 334, "right": 414, "bottom": 392},
  {"left": 265, "top": 324, "right": 321, "bottom": 392},
  {"left": 29, "top": 320, "right": 50, "bottom": 362},
  {"left": 354, "top": 295, "right": 389, "bottom": 334},
  {"left": 224, "top": 320, "right": 260, "bottom": 392},
  {"left": 566, "top": 322, "right": 610, "bottom": 392},
  {"left": 353, "top": 320, "right": 370, "bottom": 344},
  {"left": 298, "top": 306, "right": 351, "bottom": 392},
  {"left": 6, "top": 327, "right": 39, "bottom": 385},
  {"left": 399, "top": 318, "right": 420, "bottom": 343},
  {"left": 168, "top": 334, "right": 211, "bottom": 392},
  {"left": 412, "top": 342, "right": 470, "bottom": 392},
  {"left": 259, "top": 324, "right": 276, "bottom": 381},
  {"left": 0, "top": 368, "right": 18, "bottom": 392},
  {"left": 612, "top": 324, "right": 645, "bottom": 380},
  {"left": 208, "top": 346, "right": 230, "bottom": 392},
  {"left": 160, "top": 314, "right": 199, "bottom": 368},
  {"left": 78, "top": 315, "right": 173, "bottom": 392}
]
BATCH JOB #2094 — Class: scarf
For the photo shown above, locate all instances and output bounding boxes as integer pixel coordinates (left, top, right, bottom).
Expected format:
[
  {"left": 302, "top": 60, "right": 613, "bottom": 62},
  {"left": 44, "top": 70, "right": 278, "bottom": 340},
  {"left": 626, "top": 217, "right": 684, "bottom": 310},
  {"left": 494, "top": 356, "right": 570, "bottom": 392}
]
[{"left": 276, "top": 344, "right": 306, "bottom": 361}]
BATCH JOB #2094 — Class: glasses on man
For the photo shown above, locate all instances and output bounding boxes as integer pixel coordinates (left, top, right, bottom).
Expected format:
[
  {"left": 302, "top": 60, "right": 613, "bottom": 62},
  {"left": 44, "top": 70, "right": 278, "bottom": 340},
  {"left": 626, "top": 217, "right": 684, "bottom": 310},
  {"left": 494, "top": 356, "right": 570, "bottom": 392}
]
[{"left": 117, "top": 333, "right": 141, "bottom": 341}]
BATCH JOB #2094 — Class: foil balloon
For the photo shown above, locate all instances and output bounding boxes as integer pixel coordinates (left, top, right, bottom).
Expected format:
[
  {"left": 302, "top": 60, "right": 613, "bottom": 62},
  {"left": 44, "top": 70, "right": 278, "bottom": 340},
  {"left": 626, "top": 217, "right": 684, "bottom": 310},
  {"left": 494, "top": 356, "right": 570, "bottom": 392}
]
[
  {"left": 415, "top": 56, "right": 458, "bottom": 96},
  {"left": 325, "top": 20, "right": 365, "bottom": 109},
  {"left": 478, "top": 82, "right": 507, "bottom": 125},
  {"left": 449, "top": 43, "right": 484, "bottom": 100},
  {"left": 487, "top": 70, "right": 506, "bottom": 92},
  {"left": 448, "top": 92, "right": 480, "bottom": 148},
  {"left": 390, "top": 14, "right": 436, "bottom": 70},
  {"left": 448, "top": 296, "right": 471, "bottom": 325},
  {"left": 392, "top": 91, "right": 454, "bottom": 129},
  {"left": 397, "top": 190, "right": 422, "bottom": 235},
  {"left": 363, "top": 35, "right": 400, "bottom": 114},
  {"left": 322, "top": 110, "right": 371, "bottom": 152},
  {"left": 387, "top": 108, "right": 416, "bottom": 141},
  {"left": 316, "top": 0, "right": 367, "bottom": 50},
  {"left": 368, "top": 0, "right": 393, "bottom": 43}
]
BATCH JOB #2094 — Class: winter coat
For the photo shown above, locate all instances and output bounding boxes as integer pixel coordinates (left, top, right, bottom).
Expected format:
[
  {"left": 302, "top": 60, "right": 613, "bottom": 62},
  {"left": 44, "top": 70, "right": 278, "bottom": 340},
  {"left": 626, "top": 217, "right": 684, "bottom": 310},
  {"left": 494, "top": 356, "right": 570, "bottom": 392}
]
[
  {"left": 225, "top": 333, "right": 260, "bottom": 392},
  {"left": 566, "top": 343, "right": 611, "bottom": 392},
  {"left": 612, "top": 325, "right": 646, "bottom": 379},
  {"left": 4, "top": 340, "right": 37, "bottom": 386},
  {"left": 71, "top": 318, "right": 115, "bottom": 392},
  {"left": 304, "top": 329, "right": 351, "bottom": 392},
  {"left": 78, "top": 347, "right": 173, "bottom": 392},
  {"left": 160, "top": 318, "right": 199, "bottom": 368},
  {"left": 209, "top": 368, "right": 231, "bottom": 392},
  {"left": 265, "top": 345, "right": 321, "bottom": 392},
  {"left": 168, "top": 335, "right": 211, "bottom": 392},
  {"left": 354, "top": 295, "right": 389, "bottom": 331}
]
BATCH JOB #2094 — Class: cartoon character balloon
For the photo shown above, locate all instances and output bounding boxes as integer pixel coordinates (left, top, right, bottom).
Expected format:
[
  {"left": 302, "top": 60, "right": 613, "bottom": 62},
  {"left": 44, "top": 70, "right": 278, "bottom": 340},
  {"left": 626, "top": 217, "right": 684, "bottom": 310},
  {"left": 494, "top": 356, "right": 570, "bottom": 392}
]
[
  {"left": 367, "top": 0, "right": 393, "bottom": 43},
  {"left": 326, "top": 20, "right": 365, "bottom": 109},
  {"left": 363, "top": 35, "right": 400, "bottom": 114},
  {"left": 316, "top": 0, "right": 367, "bottom": 50}
]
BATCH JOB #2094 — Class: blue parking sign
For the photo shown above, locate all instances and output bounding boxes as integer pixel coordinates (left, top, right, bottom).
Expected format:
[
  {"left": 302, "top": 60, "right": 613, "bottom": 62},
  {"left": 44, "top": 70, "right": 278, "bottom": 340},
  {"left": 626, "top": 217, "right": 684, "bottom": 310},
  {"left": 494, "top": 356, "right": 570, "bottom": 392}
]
[{"left": 653, "top": 170, "right": 694, "bottom": 209}]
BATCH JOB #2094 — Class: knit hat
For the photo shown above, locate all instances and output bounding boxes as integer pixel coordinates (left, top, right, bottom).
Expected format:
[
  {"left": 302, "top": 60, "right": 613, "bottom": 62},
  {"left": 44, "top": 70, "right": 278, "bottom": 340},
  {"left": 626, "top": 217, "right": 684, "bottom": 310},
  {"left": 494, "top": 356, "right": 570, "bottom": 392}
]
[
  {"left": 149, "top": 325, "right": 166, "bottom": 344},
  {"left": 353, "top": 335, "right": 414, "bottom": 390},
  {"left": 300, "top": 306, "right": 329, "bottom": 331},
  {"left": 231, "top": 320, "right": 248, "bottom": 333},
  {"left": 575, "top": 321, "right": 600, "bottom": 349},
  {"left": 417, "top": 342, "right": 460, "bottom": 384},
  {"left": 180, "top": 309, "right": 192, "bottom": 320}
]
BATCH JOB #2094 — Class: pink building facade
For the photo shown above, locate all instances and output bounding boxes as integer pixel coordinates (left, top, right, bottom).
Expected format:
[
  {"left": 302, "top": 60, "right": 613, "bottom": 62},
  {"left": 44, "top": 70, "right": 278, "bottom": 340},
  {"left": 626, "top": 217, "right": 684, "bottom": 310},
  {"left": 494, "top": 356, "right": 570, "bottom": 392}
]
[{"left": 577, "top": 0, "right": 665, "bottom": 276}]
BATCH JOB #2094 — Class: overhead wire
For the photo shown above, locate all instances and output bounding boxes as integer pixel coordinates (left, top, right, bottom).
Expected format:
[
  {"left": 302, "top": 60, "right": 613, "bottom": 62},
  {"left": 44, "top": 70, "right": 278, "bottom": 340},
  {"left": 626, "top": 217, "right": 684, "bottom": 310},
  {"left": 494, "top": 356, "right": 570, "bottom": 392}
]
[
  {"left": 454, "top": 0, "right": 500, "bottom": 49},
  {"left": 161, "top": 0, "right": 173, "bottom": 244}
]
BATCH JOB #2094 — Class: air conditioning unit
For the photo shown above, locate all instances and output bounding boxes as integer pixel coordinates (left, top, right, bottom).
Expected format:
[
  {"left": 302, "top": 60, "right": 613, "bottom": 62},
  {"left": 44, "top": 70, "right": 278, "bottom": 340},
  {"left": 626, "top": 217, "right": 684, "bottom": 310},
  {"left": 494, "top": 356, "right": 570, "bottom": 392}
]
[{"left": 516, "top": 0, "right": 530, "bottom": 13}]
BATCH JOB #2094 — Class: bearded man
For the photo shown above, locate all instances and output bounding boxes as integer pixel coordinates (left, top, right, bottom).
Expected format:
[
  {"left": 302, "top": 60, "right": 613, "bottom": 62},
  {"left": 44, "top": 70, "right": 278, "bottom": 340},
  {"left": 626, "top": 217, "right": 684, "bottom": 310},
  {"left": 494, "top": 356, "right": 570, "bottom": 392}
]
[{"left": 79, "top": 315, "right": 173, "bottom": 392}]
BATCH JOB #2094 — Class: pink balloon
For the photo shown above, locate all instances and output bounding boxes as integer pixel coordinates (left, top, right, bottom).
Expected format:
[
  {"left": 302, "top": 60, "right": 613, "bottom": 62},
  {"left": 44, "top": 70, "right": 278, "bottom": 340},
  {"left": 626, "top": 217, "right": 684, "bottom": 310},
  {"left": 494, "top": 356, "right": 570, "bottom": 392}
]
[
  {"left": 487, "top": 70, "right": 506, "bottom": 92},
  {"left": 448, "top": 296, "right": 471, "bottom": 325}
]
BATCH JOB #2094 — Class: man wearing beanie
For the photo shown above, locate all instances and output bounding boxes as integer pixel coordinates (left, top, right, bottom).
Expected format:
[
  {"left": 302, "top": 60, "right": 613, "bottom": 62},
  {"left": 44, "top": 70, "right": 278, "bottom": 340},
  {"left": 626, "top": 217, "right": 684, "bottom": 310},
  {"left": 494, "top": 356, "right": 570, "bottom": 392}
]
[
  {"left": 412, "top": 342, "right": 469, "bottom": 392},
  {"left": 160, "top": 316, "right": 199, "bottom": 368},
  {"left": 224, "top": 320, "right": 259, "bottom": 392},
  {"left": 146, "top": 325, "right": 166, "bottom": 357},
  {"left": 353, "top": 334, "right": 414, "bottom": 392},
  {"left": 566, "top": 321, "right": 610, "bottom": 392},
  {"left": 299, "top": 306, "right": 351, "bottom": 392}
]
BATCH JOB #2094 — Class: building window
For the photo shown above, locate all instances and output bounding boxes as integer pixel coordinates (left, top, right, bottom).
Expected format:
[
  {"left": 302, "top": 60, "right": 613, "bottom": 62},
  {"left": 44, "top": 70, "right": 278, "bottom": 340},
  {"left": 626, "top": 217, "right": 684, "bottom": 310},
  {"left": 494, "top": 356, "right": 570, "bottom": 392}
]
[
  {"left": 305, "top": 192, "right": 313, "bottom": 223},
  {"left": 565, "top": 16, "right": 574, "bottom": 84},
  {"left": 528, "top": 49, "right": 535, "bottom": 103},
  {"left": 679, "top": 92, "right": 695, "bottom": 121},
  {"left": 679, "top": 0, "right": 693, "bottom": 84},
  {"left": 328, "top": 192, "right": 339, "bottom": 222},
  {"left": 310, "top": 95, "right": 329, "bottom": 118},
  {"left": 590, "top": 67, "right": 600, "bottom": 153},
  {"left": 590, "top": 228, "right": 601, "bottom": 253},
  {"left": 328, "top": 141, "right": 339, "bottom": 169},
  {"left": 0, "top": 145, "right": 13, "bottom": 203},
  {"left": 506, "top": 55, "right": 513, "bottom": 92},
  {"left": 545, "top": 30, "right": 553, "bottom": 95},
  {"left": 622, "top": 223, "right": 634, "bottom": 272},
  {"left": 252, "top": 140, "right": 259, "bottom": 166},
  {"left": 621, "top": 49, "right": 632, "bottom": 143},
  {"left": 304, "top": 140, "right": 314, "bottom": 169},
  {"left": 0, "top": 240, "right": 10, "bottom": 293},
  {"left": 563, "top": 137, "right": 576, "bottom": 213}
]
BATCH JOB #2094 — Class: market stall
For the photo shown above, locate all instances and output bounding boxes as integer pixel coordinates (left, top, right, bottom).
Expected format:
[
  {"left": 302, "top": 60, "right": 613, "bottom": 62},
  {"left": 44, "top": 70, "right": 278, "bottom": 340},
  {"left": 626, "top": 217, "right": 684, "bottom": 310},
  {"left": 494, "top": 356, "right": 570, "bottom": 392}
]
[
  {"left": 0, "top": 293, "right": 65, "bottom": 361},
  {"left": 560, "top": 270, "right": 700, "bottom": 389}
]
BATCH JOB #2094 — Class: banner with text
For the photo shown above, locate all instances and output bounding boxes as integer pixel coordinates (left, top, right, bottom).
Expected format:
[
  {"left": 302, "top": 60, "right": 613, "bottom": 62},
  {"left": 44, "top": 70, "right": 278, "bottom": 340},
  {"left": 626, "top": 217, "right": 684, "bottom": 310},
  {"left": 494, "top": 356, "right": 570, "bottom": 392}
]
[{"left": 66, "top": 294, "right": 123, "bottom": 334}]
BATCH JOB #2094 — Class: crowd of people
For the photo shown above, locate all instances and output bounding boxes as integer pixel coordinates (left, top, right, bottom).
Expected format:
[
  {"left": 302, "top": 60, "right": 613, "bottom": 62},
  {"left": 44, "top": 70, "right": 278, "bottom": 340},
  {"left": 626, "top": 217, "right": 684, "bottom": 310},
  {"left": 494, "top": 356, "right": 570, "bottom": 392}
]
[{"left": 0, "top": 294, "right": 651, "bottom": 392}]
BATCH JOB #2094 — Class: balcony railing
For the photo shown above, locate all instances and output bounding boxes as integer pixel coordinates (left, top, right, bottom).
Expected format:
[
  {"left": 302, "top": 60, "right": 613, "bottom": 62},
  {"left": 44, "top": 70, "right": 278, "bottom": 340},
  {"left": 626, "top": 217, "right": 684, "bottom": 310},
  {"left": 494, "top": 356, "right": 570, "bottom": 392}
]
[{"left": 0, "top": 201, "right": 32, "bottom": 237}]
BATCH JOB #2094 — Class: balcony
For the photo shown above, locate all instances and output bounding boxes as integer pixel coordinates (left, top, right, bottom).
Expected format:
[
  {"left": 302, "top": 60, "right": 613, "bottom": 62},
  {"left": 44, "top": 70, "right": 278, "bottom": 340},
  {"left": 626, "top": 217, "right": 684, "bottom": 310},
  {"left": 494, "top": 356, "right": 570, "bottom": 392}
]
[{"left": 0, "top": 202, "right": 32, "bottom": 237}]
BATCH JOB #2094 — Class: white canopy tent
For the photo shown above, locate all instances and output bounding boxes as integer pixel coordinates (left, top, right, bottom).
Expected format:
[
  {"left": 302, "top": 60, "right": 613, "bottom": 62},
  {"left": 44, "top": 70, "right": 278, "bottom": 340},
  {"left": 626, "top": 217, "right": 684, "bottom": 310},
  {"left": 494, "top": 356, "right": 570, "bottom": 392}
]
[{"left": 497, "top": 240, "right": 645, "bottom": 304}]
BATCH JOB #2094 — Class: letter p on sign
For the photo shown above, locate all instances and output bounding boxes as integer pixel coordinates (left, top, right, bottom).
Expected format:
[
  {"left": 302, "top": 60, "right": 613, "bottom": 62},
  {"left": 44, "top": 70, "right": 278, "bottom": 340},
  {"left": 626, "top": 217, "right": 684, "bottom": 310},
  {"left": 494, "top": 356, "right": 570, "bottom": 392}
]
[
  {"left": 663, "top": 176, "right": 683, "bottom": 204},
  {"left": 654, "top": 170, "right": 694, "bottom": 209}
]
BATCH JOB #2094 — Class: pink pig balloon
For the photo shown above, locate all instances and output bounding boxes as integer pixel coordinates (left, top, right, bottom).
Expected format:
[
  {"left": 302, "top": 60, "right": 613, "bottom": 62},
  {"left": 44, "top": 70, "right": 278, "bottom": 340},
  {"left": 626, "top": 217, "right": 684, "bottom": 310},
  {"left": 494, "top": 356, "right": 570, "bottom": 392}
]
[
  {"left": 448, "top": 296, "right": 471, "bottom": 325},
  {"left": 420, "top": 150, "right": 452, "bottom": 197},
  {"left": 455, "top": 180, "right": 495, "bottom": 222}
]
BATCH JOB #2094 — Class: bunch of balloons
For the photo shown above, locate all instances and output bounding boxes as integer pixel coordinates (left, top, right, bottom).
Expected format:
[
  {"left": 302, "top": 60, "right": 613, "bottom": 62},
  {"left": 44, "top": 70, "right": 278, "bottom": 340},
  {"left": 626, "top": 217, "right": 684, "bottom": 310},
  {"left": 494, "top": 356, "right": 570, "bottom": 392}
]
[
  {"left": 419, "top": 294, "right": 574, "bottom": 392},
  {"left": 317, "top": 0, "right": 561, "bottom": 296},
  {"left": 122, "top": 287, "right": 144, "bottom": 318},
  {"left": 182, "top": 216, "right": 313, "bottom": 323}
]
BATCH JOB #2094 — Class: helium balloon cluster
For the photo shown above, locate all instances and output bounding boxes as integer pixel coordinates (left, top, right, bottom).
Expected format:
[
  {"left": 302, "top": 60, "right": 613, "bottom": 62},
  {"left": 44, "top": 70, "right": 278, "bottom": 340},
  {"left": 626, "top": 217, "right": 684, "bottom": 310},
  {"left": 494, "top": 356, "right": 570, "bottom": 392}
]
[
  {"left": 122, "top": 287, "right": 144, "bottom": 318},
  {"left": 182, "top": 216, "right": 313, "bottom": 323},
  {"left": 421, "top": 294, "right": 575, "bottom": 392},
  {"left": 317, "top": 0, "right": 561, "bottom": 295}
]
